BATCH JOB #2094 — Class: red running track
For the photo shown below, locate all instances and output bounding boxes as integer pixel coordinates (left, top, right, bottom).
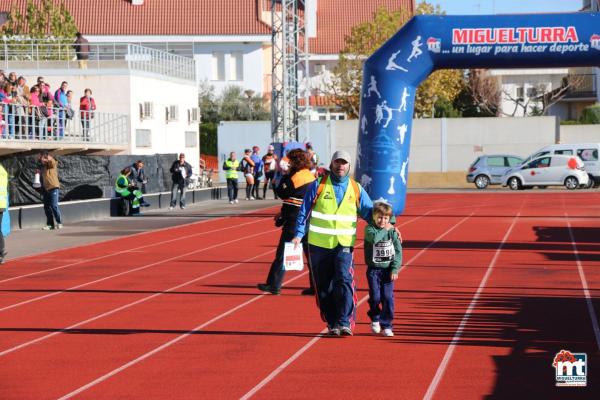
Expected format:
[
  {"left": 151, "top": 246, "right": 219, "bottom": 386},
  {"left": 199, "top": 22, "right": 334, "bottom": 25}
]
[{"left": 0, "top": 192, "right": 599, "bottom": 399}]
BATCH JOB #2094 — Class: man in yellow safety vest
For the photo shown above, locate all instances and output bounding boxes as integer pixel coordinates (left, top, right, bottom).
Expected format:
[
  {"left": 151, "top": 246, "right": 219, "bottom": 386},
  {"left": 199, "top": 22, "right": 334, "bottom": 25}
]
[{"left": 292, "top": 150, "right": 374, "bottom": 336}]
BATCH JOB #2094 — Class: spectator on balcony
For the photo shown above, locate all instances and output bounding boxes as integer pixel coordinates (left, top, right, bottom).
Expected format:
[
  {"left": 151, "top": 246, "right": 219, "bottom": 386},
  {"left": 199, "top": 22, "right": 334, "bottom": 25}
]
[
  {"left": 79, "top": 88, "right": 96, "bottom": 142},
  {"left": 34, "top": 77, "right": 52, "bottom": 103},
  {"left": 54, "top": 81, "right": 68, "bottom": 139},
  {"left": 6, "top": 72, "right": 17, "bottom": 86},
  {"left": 14, "top": 77, "right": 30, "bottom": 139},
  {"left": 29, "top": 86, "right": 43, "bottom": 139},
  {"left": 73, "top": 32, "right": 90, "bottom": 70},
  {"left": 39, "top": 98, "right": 56, "bottom": 140},
  {"left": 64, "top": 90, "right": 75, "bottom": 133},
  {"left": 169, "top": 153, "right": 192, "bottom": 210},
  {"left": 0, "top": 83, "right": 17, "bottom": 139}
]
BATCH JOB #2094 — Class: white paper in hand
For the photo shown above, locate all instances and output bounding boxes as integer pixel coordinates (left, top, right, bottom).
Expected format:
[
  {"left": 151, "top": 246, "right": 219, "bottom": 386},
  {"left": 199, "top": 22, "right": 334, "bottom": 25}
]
[{"left": 283, "top": 242, "right": 304, "bottom": 271}]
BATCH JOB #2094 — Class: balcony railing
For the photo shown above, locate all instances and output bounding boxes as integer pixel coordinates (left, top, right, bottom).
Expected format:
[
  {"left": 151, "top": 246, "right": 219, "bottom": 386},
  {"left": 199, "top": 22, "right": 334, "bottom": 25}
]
[
  {"left": 564, "top": 73, "right": 598, "bottom": 99},
  {"left": 1, "top": 104, "right": 127, "bottom": 145},
  {"left": 1, "top": 38, "right": 196, "bottom": 82}
]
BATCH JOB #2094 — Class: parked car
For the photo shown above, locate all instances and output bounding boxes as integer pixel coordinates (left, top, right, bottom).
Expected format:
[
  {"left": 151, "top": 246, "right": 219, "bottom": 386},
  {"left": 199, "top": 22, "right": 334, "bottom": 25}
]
[
  {"left": 501, "top": 154, "right": 589, "bottom": 190},
  {"left": 522, "top": 143, "right": 600, "bottom": 188},
  {"left": 467, "top": 154, "right": 524, "bottom": 189}
]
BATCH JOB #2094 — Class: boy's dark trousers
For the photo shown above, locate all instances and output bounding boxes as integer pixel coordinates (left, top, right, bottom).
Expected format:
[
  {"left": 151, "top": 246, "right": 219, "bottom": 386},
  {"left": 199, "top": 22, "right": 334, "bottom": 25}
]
[{"left": 366, "top": 266, "right": 395, "bottom": 329}]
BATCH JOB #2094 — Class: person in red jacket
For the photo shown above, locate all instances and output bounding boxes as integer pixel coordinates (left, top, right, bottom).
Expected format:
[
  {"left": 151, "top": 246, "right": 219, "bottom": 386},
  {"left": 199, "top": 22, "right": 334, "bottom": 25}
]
[{"left": 79, "top": 88, "right": 96, "bottom": 141}]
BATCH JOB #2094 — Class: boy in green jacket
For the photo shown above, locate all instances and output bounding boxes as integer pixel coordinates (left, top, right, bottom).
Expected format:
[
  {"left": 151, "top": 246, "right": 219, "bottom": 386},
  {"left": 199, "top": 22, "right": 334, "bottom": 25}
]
[{"left": 364, "top": 201, "right": 402, "bottom": 337}]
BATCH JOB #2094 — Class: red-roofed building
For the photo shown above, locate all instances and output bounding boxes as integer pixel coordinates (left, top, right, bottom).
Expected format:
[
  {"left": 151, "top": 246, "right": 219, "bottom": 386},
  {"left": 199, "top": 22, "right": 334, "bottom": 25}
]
[{"left": 1, "top": 0, "right": 415, "bottom": 116}]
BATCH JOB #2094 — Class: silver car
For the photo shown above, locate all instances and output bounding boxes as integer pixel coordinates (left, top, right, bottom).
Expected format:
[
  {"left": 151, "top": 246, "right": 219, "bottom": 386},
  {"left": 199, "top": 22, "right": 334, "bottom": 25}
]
[{"left": 467, "top": 155, "right": 524, "bottom": 189}]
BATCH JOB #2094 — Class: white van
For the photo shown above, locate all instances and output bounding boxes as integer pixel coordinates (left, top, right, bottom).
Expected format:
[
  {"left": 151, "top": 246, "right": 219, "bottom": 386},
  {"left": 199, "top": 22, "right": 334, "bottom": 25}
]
[{"left": 523, "top": 143, "right": 600, "bottom": 187}]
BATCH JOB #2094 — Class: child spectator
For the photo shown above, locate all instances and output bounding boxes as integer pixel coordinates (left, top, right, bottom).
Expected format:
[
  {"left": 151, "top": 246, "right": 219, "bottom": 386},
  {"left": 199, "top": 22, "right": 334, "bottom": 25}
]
[
  {"left": 363, "top": 201, "right": 402, "bottom": 337},
  {"left": 39, "top": 98, "right": 56, "bottom": 140}
]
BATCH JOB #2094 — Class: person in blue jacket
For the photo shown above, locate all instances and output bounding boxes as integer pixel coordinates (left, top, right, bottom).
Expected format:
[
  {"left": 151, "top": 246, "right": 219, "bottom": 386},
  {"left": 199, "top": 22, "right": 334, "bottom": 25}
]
[{"left": 292, "top": 150, "right": 374, "bottom": 336}]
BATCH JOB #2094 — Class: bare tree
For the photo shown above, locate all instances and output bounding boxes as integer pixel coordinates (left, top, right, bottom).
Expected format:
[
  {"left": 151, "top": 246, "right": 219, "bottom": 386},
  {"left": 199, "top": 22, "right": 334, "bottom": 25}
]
[
  {"left": 466, "top": 69, "right": 501, "bottom": 116},
  {"left": 501, "top": 74, "right": 586, "bottom": 117}
]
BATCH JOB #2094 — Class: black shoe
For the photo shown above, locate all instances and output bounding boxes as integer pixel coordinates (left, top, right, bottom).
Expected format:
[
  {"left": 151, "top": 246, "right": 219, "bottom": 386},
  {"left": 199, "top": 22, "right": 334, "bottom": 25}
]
[
  {"left": 257, "top": 283, "right": 280, "bottom": 295},
  {"left": 140, "top": 202, "right": 151, "bottom": 207},
  {"left": 301, "top": 288, "right": 315, "bottom": 296}
]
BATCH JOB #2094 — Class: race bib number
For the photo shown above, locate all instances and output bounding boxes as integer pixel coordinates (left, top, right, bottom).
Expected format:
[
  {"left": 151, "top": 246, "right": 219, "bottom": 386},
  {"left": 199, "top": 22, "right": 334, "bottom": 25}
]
[{"left": 373, "top": 240, "right": 394, "bottom": 263}]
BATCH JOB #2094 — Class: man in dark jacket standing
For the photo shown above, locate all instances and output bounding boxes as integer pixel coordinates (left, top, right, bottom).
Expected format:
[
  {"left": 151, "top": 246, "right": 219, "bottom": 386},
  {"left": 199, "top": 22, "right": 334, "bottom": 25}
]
[
  {"left": 73, "top": 32, "right": 90, "bottom": 69},
  {"left": 169, "top": 153, "right": 192, "bottom": 210}
]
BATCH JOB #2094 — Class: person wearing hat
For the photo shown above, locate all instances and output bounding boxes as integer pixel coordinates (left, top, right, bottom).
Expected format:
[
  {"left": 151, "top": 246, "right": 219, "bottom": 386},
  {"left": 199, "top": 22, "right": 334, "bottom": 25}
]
[
  {"left": 261, "top": 144, "right": 278, "bottom": 200},
  {"left": 169, "top": 153, "right": 193, "bottom": 210},
  {"left": 292, "top": 150, "right": 375, "bottom": 336}
]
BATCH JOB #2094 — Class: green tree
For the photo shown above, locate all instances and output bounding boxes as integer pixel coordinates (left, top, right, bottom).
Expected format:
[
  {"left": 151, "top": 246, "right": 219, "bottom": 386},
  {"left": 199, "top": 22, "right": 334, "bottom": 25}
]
[
  {"left": 331, "top": 6, "right": 412, "bottom": 118},
  {"left": 198, "top": 83, "right": 269, "bottom": 155},
  {"left": 1, "top": 0, "right": 78, "bottom": 60},
  {"left": 330, "top": 2, "right": 463, "bottom": 118}
]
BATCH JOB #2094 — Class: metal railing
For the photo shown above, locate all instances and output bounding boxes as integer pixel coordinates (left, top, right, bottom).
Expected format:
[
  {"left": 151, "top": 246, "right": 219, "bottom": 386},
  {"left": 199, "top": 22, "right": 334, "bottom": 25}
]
[
  {"left": 1, "top": 38, "right": 196, "bottom": 81},
  {"left": 565, "top": 73, "right": 598, "bottom": 99},
  {"left": 1, "top": 104, "right": 127, "bottom": 145}
]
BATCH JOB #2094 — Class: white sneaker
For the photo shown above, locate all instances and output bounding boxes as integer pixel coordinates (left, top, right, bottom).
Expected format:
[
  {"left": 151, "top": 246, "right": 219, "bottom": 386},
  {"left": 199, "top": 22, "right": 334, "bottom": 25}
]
[
  {"left": 370, "top": 321, "right": 381, "bottom": 334},
  {"left": 245, "top": 197, "right": 250, "bottom": 201},
  {"left": 229, "top": 200, "right": 234, "bottom": 204},
  {"left": 250, "top": 196, "right": 255, "bottom": 200},
  {"left": 56, "top": 223, "right": 63, "bottom": 229},
  {"left": 382, "top": 328, "right": 394, "bottom": 337},
  {"left": 169, "top": 206, "right": 174, "bottom": 210},
  {"left": 234, "top": 199, "right": 238, "bottom": 203}
]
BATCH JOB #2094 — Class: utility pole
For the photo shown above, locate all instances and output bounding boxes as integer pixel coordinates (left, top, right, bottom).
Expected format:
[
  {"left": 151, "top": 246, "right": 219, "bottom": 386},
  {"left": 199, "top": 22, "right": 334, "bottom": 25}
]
[{"left": 270, "top": 0, "right": 309, "bottom": 143}]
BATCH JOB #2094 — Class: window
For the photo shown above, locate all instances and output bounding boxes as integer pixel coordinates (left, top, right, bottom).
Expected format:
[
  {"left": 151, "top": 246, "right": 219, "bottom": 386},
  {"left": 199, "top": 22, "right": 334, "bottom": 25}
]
[
  {"left": 140, "top": 102, "right": 154, "bottom": 120},
  {"left": 506, "top": 157, "right": 523, "bottom": 167},
  {"left": 577, "top": 148, "right": 598, "bottom": 161},
  {"left": 487, "top": 157, "right": 504, "bottom": 167},
  {"left": 136, "top": 129, "right": 151, "bottom": 147},
  {"left": 185, "top": 131, "right": 198, "bottom": 147},
  {"left": 555, "top": 149, "right": 573, "bottom": 155},
  {"left": 229, "top": 52, "right": 243, "bottom": 81},
  {"left": 315, "top": 64, "right": 326, "bottom": 74},
  {"left": 515, "top": 86, "right": 524, "bottom": 99},
  {"left": 211, "top": 52, "right": 225, "bottom": 81},
  {"left": 166, "top": 105, "right": 179, "bottom": 122},
  {"left": 529, "top": 157, "right": 551, "bottom": 168}
]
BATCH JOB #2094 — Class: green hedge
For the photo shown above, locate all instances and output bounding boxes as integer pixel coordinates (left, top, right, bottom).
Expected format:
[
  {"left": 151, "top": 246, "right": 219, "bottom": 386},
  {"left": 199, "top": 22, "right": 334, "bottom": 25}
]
[{"left": 580, "top": 103, "right": 600, "bottom": 124}]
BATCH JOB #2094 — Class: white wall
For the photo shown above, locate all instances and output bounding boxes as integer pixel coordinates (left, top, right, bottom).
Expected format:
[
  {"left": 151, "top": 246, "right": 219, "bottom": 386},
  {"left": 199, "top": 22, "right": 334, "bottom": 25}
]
[
  {"left": 560, "top": 125, "right": 600, "bottom": 143},
  {"left": 129, "top": 75, "right": 199, "bottom": 172},
  {"left": 194, "top": 43, "right": 264, "bottom": 95}
]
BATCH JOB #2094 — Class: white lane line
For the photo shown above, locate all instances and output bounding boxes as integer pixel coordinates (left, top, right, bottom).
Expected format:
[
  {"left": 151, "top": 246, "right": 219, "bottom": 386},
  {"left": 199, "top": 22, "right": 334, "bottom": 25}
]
[
  {"left": 0, "top": 227, "right": 279, "bottom": 313},
  {"left": 0, "top": 217, "right": 267, "bottom": 284},
  {"left": 422, "top": 213, "right": 520, "bottom": 400},
  {"left": 565, "top": 215, "right": 600, "bottom": 351},
  {"left": 240, "top": 213, "right": 474, "bottom": 400},
  {"left": 0, "top": 249, "right": 276, "bottom": 357},
  {"left": 56, "top": 271, "right": 310, "bottom": 400}
]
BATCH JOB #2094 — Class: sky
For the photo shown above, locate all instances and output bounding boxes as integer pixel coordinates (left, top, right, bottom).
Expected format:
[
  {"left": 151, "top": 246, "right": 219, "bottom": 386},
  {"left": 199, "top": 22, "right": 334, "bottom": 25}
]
[{"left": 425, "top": 0, "right": 584, "bottom": 15}]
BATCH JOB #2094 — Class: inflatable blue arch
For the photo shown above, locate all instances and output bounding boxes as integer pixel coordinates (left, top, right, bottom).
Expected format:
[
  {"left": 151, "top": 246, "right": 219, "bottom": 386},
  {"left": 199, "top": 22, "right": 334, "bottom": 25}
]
[{"left": 356, "top": 12, "right": 600, "bottom": 214}]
